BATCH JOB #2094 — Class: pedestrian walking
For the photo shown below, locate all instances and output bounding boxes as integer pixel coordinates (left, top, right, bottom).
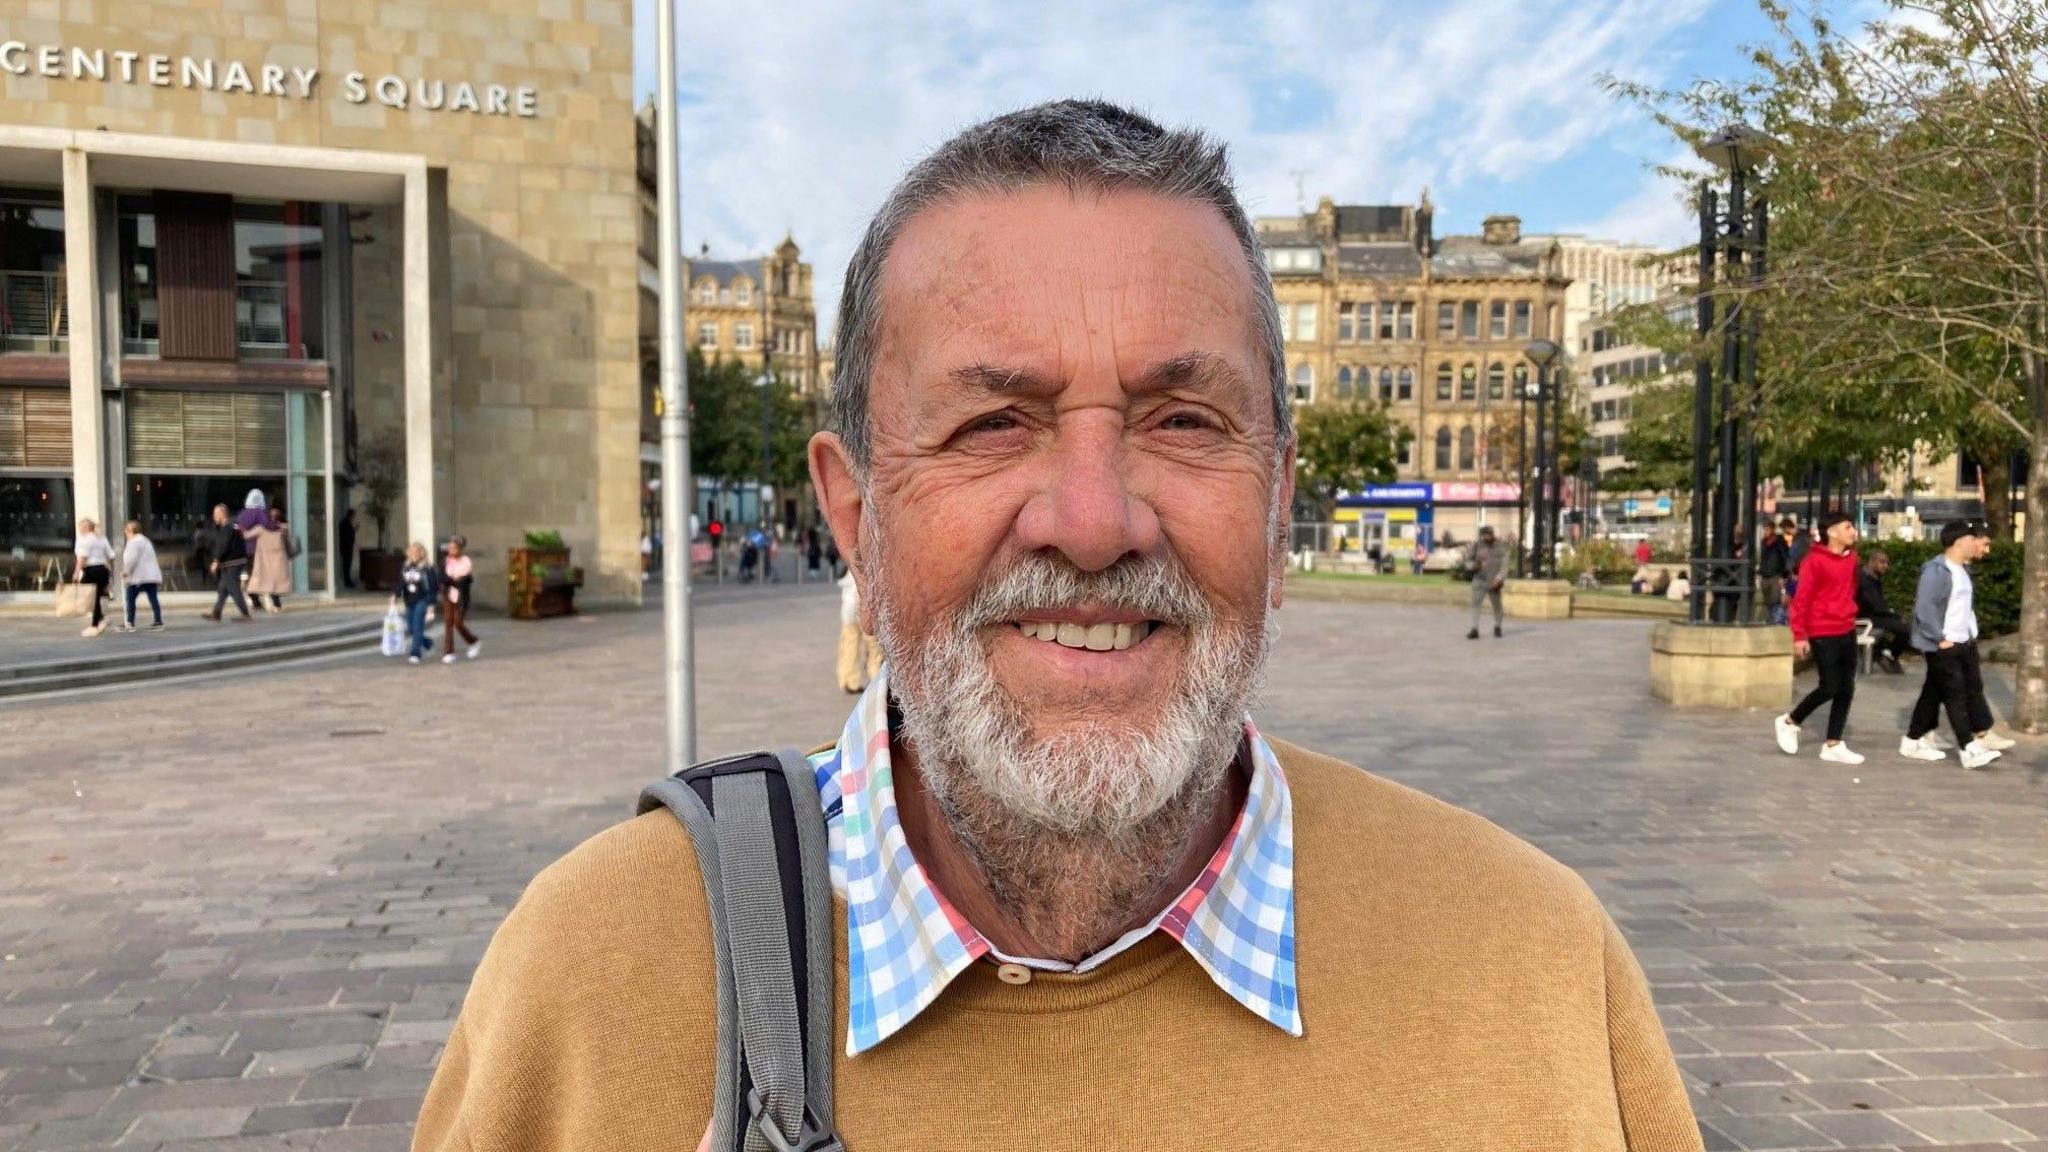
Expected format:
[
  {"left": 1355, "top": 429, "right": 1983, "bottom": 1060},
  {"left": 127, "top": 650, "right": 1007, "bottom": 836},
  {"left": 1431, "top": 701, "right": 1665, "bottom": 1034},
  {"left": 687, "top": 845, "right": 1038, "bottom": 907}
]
[
  {"left": 71, "top": 517, "right": 115, "bottom": 637},
  {"left": 836, "top": 570, "right": 869, "bottom": 693},
  {"left": 117, "top": 519, "right": 163, "bottom": 632},
  {"left": 1774, "top": 511, "right": 1865, "bottom": 764},
  {"left": 1856, "top": 550, "right": 1908, "bottom": 673},
  {"left": 339, "top": 507, "right": 359, "bottom": 588},
  {"left": 1899, "top": 519, "right": 2016, "bottom": 768},
  {"left": 805, "top": 527, "right": 823, "bottom": 580},
  {"left": 201, "top": 503, "right": 253, "bottom": 622},
  {"left": 1758, "top": 517, "right": 1794, "bottom": 625},
  {"left": 439, "top": 534, "right": 480, "bottom": 664},
  {"left": 396, "top": 542, "right": 439, "bottom": 665},
  {"left": 244, "top": 506, "right": 293, "bottom": 613},
  {"left": 1464, "top": 524, "right": 1506, "bottom": 640}
]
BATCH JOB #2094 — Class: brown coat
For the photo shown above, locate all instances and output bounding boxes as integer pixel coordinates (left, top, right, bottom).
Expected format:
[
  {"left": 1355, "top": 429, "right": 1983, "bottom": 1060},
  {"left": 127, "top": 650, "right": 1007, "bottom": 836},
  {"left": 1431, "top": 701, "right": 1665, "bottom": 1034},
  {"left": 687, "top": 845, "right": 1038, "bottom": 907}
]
[
  {"left": 244, "top": 525, "right": 293, "bottom": 596},
  {"left": 414, "top": 740, "right": 1702, "bottom": 1152}
]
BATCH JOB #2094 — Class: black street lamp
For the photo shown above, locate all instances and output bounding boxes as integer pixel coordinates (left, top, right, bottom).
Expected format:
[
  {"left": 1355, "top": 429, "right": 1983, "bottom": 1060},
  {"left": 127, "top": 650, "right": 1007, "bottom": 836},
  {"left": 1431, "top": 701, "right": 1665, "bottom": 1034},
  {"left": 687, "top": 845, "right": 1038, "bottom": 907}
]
[
  {"left": 1690, "top": 124, "right": 1771, "bottom": 624},
  {"left": 1524, "top": 337, "right": 1561, "bottom": 578}
]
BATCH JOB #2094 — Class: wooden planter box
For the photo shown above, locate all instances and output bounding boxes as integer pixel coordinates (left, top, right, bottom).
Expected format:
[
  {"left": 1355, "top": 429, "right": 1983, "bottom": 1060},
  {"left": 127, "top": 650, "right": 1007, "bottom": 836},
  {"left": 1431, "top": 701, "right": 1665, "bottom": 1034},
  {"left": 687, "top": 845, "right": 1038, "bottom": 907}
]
[{"left": 508, "top": 546, "right": 584, "bottom": 620}]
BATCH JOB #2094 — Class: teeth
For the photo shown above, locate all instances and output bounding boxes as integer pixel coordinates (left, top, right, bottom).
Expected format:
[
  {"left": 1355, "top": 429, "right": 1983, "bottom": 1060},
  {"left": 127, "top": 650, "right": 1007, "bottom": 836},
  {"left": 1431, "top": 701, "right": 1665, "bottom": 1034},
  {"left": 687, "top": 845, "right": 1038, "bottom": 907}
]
[{"left": 1016, "top": 620, "right": 1153, "bottom": 650}]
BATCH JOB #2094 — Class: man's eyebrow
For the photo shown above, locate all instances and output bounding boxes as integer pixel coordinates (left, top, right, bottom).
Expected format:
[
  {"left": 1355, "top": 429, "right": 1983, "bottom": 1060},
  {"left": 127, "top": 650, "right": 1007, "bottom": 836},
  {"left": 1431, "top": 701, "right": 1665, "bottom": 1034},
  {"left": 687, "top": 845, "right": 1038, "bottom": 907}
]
[
  {"left": 943, "top": 363, "right": 1055, "bottom": 395},
  {"left": 1132, "top": 351, "right": 1251, "bottom": 395}
]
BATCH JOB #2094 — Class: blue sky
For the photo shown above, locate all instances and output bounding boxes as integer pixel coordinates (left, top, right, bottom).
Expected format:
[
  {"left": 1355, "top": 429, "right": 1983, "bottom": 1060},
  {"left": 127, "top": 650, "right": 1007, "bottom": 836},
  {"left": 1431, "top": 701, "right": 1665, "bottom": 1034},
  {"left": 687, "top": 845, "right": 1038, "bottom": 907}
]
[{"left": 632, "top": 0, "right": 1787, "bottom": 336}]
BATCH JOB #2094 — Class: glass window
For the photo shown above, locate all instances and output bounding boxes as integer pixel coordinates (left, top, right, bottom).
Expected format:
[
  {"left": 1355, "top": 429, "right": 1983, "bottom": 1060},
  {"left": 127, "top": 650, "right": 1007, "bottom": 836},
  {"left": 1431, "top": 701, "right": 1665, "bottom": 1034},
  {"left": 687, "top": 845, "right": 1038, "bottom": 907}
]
[
  {"left": 1487, "top": 362, "right": 1504, "bottom": 400},
  {"left": 737, "top": 281, "right": 752, "bottom": 305},
  {"left": 118, "top": 196, "right": 158, "bottom": 355},
  {"left": 698, "top": 322, "right": 718, "bottom": 347},
  {"left": 1435, "top": 362, "right": 1452, "bottom": 400},
  {"left": 1437, "top": 302, "right": 1455, "bottom": 338},
  {"left": 1397, "top": 438, "right": 1411, "bottom": 468},
  {"left": 1336, "top": 365, "right": 1353, "bottom": 398},
  {"left": 1514, "top": 364, "right": 1530, "bottom": 397},
  {"left": 1291, "top": 363, "right": 1313, "bottom": 402},
  {"left": 1434, "top": 426, "right": 1452, "bottom": 471},
  {"left": 233, "top": 202, "right": 325, "bottom": 361},
  {"left": 1379, "top": 367, "right": 1393, "bottom": 402},
  {"left": 0, "top": 384, "right": 73, "bottom": 572},
  {"left": 697, "top": 281, "right": 716, "bottom": 304},
  {"left": 1398, "top": 367, "right": 1414, "bottom": 400},
  {"left": 1338, "top": 304, "right": 1354, "bottom": 343},
  {"left": 1459, "top": 364, "right": 1477, "bottom": 401},
  {"left": 1460, "top": 301, "right": 1479, "bottom": 340},
  {"left": 1396, "top": 302, "right": 1413, "bottom": 340},
  {"left": 1295, "top": 303, "right": 1317, "bottom": 342},
  {"left": 0, "top": 188, "right": 67, "bottom": 354},
  {"left": 1356, "top": 302, "right": 1372, "bottom": 342},
  {"left": 1486, "top": 432, "right": 1503, "bottom": 472},
  {"left": 1458, "top": 426, "right": 1476, "bottom": 470},
  {"left": 735, "top": 323, "right": 754, "bottom": 349},
  {"left": 1513, "top": 301, "right": 1532, "bottom": 339},
  {"left": 1489, "top": 301, "right": 1508, "bottom": 339}
]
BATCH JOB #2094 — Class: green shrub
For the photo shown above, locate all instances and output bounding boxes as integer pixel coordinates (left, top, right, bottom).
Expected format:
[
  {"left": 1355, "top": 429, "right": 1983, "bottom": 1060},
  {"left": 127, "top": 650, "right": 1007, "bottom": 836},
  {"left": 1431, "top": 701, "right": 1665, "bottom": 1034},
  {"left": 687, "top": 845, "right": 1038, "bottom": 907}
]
[
  {"left": 1865, "top": 538, "right": 2022, "bottom": 639},
  {"left": 1561, "top": 537, "right": 1636, "bottom": 584},
  {"left": 523, "top": 529, "right": 567, "bottom": 551}
]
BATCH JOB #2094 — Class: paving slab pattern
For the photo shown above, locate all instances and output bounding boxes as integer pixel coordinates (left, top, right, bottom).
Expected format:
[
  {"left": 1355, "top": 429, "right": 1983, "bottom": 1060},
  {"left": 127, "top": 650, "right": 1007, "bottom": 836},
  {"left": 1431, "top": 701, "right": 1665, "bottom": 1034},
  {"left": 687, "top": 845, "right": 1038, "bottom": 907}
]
[{"left": 2, "top": 587, "right": 2044, "bottom": 1150}]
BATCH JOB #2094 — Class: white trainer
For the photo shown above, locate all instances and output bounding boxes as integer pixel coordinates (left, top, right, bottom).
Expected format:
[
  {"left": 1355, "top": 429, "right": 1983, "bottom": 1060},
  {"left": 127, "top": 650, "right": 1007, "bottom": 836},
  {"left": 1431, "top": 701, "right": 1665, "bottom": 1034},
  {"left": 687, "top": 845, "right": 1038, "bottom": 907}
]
[
  {"left": 442, "top": 653, "right": 457, "bottom": 665},
  {"left": 1774, "top": 714, "right": 1800, "bottom": 755},
  {"left": 466, "top": 642, "right": 481, "bottom": 660},
  {"left": 1960, "top": 741, "right": 2002, "bottom": 770},
  {"left": 1819, "top": 742, "right": 1865, "bottom": 765},
  {"left": 1976, "top": 730, "right": 2016, "bottom": 752},
  {"left": 1925, "top": 731, "right": 1957, "bottom": 751},
  {"left": 1898, "top": 737, "right": 1945, "bottom": 762}
]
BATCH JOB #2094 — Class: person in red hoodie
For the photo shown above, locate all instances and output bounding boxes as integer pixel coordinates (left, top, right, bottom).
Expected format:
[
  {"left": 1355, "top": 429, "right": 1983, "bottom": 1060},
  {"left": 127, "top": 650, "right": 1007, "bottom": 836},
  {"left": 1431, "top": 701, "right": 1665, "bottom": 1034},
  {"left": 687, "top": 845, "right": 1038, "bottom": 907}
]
[{"left": 1775, "top": 510, "right": 1866, "bottom": 764}]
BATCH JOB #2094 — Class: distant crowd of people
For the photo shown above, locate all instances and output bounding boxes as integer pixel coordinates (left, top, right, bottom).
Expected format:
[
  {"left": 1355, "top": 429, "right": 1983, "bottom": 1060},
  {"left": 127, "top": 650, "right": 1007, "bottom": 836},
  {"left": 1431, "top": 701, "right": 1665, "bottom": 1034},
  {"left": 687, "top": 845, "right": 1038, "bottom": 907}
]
[{"left": 69, "top": 489, "right": 299, "bottom": 638}]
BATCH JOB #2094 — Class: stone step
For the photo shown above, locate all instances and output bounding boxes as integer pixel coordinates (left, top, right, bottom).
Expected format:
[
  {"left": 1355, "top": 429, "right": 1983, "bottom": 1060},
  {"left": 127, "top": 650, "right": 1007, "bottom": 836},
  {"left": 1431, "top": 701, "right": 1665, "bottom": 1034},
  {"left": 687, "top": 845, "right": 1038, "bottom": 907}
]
[{"left": 0, "top": 621, "right": 382, "bottom": 700}]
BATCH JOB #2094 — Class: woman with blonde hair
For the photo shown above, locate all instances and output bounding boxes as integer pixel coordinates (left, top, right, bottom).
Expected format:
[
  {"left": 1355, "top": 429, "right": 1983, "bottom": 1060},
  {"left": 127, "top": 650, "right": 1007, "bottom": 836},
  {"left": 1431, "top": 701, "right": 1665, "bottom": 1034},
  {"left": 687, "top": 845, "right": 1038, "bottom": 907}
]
[
  {"left": 395, "top": 541, "right": 439, "bottom": 665},
  {"left": 71, "top": 517, "right": 115, "bottom": 637}
]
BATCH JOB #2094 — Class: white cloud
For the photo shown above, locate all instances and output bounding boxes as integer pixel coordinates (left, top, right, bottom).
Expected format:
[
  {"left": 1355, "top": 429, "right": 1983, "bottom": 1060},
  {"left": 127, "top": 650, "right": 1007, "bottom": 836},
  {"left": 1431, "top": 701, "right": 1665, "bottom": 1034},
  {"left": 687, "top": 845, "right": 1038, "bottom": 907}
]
[
  {"left": 1564, "top": 153, "right": 1701, "bottom": 248},
  {"left": 636, "top": 0, "right": 1721, "bottom": 338}
]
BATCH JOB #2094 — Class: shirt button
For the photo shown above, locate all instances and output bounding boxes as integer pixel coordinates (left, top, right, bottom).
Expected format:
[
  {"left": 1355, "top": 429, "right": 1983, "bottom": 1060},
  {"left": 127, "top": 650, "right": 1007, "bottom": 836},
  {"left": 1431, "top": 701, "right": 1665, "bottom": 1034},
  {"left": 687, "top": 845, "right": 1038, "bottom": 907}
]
[{"left": 995, "top": 962, "right": 1032, "bottom": 986}]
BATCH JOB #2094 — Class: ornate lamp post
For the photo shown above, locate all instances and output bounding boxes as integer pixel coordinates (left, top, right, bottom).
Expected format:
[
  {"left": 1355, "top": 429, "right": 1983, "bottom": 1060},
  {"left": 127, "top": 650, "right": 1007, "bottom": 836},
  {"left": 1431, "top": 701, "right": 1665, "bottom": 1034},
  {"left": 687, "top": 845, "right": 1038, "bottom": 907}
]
[
  {"left": 1523, "top": 338, "right": 1561, "bottom": 577},
  {"left": 1690, "top": 124, "right": 1771, "bottom": 623}
]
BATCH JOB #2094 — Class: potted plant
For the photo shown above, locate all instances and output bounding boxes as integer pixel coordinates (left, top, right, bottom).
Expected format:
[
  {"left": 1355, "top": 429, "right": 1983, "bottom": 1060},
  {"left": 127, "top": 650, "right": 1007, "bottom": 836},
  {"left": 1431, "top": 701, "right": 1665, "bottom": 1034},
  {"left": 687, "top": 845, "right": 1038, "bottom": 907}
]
[
  {"left": 508, "top": 529, "right": 584, "bottom": 619},
  {"left": 356, "top": 432, "right": 405, "bottom": 592}
]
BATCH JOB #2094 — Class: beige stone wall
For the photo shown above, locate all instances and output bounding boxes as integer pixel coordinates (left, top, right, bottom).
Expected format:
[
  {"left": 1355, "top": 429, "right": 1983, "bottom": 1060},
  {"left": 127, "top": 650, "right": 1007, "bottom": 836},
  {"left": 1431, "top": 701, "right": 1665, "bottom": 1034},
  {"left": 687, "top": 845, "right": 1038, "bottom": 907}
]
[{"left": 0, "top": 0, "right": 643, "bottom": 604}]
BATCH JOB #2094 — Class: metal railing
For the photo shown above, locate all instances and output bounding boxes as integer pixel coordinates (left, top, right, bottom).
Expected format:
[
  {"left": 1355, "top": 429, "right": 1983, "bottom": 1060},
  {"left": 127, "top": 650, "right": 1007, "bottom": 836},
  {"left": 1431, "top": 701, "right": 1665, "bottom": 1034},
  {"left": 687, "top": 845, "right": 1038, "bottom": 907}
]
[
  {"left": 1687, "top": 556, "right": 1756, "bottom": 625},
  {"left": 0, "top": 270, "right": 66, "bottom": 352}
]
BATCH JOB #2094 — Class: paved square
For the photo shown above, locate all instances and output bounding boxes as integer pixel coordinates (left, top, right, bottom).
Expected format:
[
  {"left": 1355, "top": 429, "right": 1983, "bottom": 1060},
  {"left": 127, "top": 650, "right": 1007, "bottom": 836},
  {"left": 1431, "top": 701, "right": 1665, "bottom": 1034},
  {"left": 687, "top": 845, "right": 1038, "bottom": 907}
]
[{"left": 2, "top": 588, "right": 2044, "bottom": 1150}]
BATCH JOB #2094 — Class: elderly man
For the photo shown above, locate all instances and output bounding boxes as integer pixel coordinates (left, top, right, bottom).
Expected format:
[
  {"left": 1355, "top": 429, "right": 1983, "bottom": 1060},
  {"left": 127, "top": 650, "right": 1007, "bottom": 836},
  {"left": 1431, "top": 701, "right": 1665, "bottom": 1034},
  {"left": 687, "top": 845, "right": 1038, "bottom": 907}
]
[{"left": 414, "top": 101, "right": 1700, "bottom": 1152}]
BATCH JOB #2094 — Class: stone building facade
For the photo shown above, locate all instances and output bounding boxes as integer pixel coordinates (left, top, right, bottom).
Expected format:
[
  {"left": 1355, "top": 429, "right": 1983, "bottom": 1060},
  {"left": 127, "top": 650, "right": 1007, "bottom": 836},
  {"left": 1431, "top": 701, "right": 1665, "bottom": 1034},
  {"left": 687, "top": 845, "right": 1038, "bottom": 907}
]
[
  {"left": 1255, "top": 196, "right": 1570, "bottom": 545},
  {"left": 0, "top": 0, "right": 642, "bottom": 604}
]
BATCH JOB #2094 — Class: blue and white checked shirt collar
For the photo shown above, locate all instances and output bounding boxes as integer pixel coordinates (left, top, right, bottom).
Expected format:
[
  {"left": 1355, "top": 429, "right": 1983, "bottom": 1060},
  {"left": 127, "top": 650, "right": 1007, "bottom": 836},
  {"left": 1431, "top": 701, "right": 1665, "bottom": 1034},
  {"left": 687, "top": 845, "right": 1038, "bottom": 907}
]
[{"left": 810, "top": 667, "right": 1301, "bottom": 1056}]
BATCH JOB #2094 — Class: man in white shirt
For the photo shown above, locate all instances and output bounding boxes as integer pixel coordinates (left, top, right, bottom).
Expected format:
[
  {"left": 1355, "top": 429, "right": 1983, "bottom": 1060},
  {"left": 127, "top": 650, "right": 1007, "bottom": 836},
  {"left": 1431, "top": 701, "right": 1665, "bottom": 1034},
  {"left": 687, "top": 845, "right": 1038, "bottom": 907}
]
[{"left": 1901, "top": 519, "right": 2014, "bottom": 767}]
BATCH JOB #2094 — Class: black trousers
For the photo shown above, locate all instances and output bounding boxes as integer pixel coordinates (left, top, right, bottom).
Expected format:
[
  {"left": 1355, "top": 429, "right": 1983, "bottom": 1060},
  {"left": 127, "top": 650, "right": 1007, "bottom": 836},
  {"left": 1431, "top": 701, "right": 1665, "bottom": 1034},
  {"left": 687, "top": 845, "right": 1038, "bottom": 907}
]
[
  {"left": 82, "top": 563, "right": 110, "bottom": 627},
  {"left": 1908, "top": 641, "right": 1992, "bottom": 744},
  {"left": 212, "top": 562, "right": 251, "bottom": 618},
  {"left": 1866, "top": 614, "right": 1909, "bottom": 661},
  {"left": 1791, "top": 632, "right": 1859, "bottom": 741}
]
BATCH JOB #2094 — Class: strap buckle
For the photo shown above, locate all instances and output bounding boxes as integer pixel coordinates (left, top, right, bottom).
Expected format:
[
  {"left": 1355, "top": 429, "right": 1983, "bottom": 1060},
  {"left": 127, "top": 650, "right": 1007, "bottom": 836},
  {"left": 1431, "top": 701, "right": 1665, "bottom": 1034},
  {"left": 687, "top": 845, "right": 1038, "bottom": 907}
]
[{"left": 746, "top": 1086, "right": 844, "bottom": 1152}]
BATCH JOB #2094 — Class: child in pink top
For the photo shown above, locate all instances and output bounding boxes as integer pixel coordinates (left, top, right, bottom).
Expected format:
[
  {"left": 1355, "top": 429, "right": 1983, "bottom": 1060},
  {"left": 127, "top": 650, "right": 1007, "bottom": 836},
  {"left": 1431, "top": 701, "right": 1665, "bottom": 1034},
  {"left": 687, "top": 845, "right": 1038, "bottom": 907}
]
[{"left": 440, "top": 535, "right": 480, "bottom": 663}]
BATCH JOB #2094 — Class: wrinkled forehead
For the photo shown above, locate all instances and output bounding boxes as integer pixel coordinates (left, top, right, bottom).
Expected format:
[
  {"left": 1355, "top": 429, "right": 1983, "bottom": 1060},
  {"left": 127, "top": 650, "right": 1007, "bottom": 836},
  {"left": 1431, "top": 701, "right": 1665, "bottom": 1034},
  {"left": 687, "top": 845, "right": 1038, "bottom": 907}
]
[{"left": 872, "top": 184, "right": 1271, "bottom": 421}]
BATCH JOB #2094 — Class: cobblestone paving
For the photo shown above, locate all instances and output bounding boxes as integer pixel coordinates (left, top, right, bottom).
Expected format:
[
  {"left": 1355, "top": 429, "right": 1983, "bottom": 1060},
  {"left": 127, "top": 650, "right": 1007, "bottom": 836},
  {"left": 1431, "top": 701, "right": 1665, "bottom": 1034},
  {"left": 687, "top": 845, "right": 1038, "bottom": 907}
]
[{"left": 1, "top": 587, "right": 2044, "bottom": 1151}]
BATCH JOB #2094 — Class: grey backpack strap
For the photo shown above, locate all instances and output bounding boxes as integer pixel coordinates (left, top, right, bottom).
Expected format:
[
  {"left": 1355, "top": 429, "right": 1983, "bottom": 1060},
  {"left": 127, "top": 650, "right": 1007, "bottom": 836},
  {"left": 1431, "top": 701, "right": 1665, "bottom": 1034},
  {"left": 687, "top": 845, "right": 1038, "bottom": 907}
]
[{"left": 639, "top": 749, "right": 842, "bottom": 1152}]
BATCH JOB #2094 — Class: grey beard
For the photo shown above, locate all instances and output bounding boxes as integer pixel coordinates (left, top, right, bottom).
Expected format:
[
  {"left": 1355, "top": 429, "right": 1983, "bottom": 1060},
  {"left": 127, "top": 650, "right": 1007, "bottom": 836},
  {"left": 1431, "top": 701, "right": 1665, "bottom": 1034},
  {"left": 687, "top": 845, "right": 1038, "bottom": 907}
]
[{"left": 874, "top": 547, "right": 1274, "bottom": 960}]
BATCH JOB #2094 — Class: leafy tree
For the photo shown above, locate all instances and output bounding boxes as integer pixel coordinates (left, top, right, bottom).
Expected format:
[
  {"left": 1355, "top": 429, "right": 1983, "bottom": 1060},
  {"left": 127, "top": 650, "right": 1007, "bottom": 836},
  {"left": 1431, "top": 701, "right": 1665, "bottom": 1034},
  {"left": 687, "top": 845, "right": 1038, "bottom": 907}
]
[
  {"left": 1610, "top": 0, "right": 2048, "bottom": 730},
  {"left": 1293, "top": 400, "right": 1409, "bottom": 518},
  {"left": 687, "top": 350, "right": 819, "bottom": 523}
]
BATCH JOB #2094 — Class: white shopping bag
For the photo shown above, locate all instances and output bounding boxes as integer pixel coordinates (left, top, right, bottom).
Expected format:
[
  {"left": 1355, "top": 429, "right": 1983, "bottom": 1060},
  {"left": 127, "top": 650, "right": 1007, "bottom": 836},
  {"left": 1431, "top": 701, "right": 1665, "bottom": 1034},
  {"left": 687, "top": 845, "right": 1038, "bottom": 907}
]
[{"left": 381, "top": 605, "right": 407, "bottom": 657}]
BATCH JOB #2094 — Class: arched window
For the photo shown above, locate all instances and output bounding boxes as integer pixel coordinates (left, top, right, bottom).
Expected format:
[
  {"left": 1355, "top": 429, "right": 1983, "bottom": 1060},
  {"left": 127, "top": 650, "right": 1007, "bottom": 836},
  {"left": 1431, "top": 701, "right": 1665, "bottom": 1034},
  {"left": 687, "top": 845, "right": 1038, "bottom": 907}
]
[
  {"left": 1292, "top": 363, "right": 1313, "bottom": 403},
  {"left": 1486, "top": 433, "right": 1503, "bottom": 472},
  {"left": 1379, "top": 367, "right": 1394, "bottom": 402},
  {"left": 1337, "top": 365, "right": 1353, "bottom": 398},
  {"left": 1514, "top": 363, "right": 1530, "bottom": 398},
  {"left": 695, "top": 279, "right": 716, "bottom": 305},
  {"left": 1458, "top": 426, "right": 1476, "bottom": 471},
  {"left": 1398, "top": 367, "right": 1414, "bottom": 400},
  {"left": 736, "top": 281, "right": 752, "bottom": 305},
  {"left": 1434, "top": 426, "right": 1453, "bottom": 471},
  {"left": 1459, "top": 364, "right": 1477, "bottom": 401},
  {"left": 1435, "top": 362, "right": 1453, "bottom": 400},
  {"left": 1487, "top": 362, "right": 1505, "bottom": 400}
]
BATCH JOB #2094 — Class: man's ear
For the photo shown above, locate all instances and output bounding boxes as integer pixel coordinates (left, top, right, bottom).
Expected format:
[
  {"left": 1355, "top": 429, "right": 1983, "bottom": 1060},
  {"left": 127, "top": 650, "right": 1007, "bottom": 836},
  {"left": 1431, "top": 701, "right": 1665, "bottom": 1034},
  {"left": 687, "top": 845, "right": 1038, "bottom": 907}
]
[
  {"left": 811, "top": 429, "right": 865, "bottom": 578},
  {"left": 1270, "top": 438, "right": 1296, "bottom": 609}
]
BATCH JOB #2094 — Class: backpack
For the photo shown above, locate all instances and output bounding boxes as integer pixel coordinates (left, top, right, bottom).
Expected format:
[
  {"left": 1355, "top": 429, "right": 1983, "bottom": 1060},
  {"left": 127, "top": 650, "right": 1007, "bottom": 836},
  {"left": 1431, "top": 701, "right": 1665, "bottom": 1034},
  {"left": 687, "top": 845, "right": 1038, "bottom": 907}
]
[{"left": 638, "top": 750, "right": 845, "bottom": 1152}]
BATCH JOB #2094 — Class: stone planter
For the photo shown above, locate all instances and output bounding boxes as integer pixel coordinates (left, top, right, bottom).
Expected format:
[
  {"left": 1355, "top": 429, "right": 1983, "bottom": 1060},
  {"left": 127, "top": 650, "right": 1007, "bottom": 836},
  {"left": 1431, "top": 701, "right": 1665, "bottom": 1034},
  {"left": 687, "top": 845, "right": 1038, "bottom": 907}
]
[{"left": 508, "top": 546, "right": 583, "bottom": 620}]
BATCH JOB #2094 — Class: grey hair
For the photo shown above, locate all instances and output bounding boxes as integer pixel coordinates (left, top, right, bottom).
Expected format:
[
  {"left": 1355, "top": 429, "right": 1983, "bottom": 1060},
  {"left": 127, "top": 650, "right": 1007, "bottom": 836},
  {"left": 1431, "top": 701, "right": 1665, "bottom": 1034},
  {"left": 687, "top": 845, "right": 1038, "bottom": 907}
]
[{"left": 828, "top": 99, "right": 1289, "bottom": 476}]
